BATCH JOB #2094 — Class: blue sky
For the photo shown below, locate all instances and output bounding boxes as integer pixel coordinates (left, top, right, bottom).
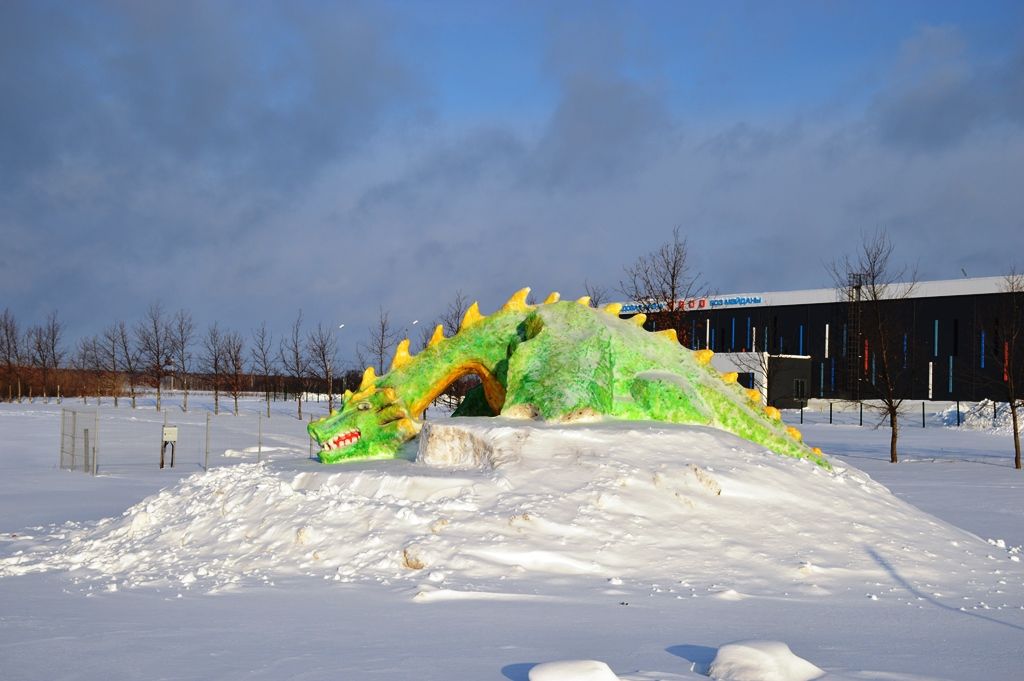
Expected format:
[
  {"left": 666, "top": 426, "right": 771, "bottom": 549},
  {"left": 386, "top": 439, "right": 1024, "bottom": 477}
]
[{"left": 2, "top": 1, "right": 1022, "bottom": 364}]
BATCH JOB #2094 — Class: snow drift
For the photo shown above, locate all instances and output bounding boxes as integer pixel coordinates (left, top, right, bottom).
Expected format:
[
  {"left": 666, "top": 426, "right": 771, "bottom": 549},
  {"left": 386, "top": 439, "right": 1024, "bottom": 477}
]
[{"left": 0, "top": 418, "right": 1016, "bottom": 612}]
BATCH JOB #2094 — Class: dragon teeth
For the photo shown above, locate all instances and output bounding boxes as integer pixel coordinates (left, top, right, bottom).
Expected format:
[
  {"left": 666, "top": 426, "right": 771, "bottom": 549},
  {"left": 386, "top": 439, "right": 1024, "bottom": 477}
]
[{"left": 322, "top": 429, "right": 361, "bottom": 452}]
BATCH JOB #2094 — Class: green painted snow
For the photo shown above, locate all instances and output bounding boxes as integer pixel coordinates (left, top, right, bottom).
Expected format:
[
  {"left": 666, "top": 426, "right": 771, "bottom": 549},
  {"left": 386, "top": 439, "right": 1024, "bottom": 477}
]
[{"left": 308, "top": 299, "right": 830, "bottom": 469}]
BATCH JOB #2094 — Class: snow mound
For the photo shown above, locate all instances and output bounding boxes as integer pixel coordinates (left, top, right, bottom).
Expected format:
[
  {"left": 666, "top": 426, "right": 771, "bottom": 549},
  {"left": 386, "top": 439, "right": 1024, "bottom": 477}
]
[
  {"left": 530, "top": 659, "right": 620, "bottom": 681},
  {"left": 708, "top": 640, "right": 823, "bottom": 681},
  {"left": 1, "top": 419, "right": 1018, "bottom": 606},
  {"left": 939, "top": 399, "right": 1020, "bottom": 435}
]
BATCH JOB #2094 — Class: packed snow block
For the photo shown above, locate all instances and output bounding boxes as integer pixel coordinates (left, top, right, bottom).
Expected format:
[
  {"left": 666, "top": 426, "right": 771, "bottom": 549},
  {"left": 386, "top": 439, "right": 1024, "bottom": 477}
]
[
  {"left": 707, "top": 640, "right": 824, "bottom": 681},
  {"left": 529, "top": 659, "right": 620, "bottom": 681},
  {"left": 416, "top": 420, "right": 526, "bottom": 469}
]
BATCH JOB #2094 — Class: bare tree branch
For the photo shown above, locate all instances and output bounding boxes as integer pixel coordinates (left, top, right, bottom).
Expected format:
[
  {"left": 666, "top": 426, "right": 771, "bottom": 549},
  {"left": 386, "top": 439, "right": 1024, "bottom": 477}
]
[{"left": 828, "top": 228, "right": 917, "bottom": 463}]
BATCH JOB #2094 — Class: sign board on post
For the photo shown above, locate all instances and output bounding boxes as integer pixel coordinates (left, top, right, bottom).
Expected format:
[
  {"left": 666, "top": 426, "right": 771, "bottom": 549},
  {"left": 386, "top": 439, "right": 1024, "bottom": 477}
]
[{"left": 160, "top": 426, "right": 178, "bottom": 469}]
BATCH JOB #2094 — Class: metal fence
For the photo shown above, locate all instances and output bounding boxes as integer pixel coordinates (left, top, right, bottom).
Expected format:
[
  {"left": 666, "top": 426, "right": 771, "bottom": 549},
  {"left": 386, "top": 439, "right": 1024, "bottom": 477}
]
[{"left": 60, "top": 408, "right": 99, "bottom": 475}]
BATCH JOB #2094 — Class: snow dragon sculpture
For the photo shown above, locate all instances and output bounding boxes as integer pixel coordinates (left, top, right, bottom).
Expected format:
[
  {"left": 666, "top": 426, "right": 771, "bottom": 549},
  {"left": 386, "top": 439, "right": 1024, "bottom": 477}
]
[{"left": 308, "top": 288, "right": 828, "bottom": 468}]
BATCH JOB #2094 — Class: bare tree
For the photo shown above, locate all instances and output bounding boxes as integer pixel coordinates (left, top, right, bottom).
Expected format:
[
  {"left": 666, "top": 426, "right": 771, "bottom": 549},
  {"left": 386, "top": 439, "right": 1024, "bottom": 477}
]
[
  {"left": 619, "top": 227, "right": 707, "bottom": 344},
  {"left": 440, "top": 291, "right": 470, "bottom": 337},
  {"left": 27, "top": 311, "right": 65, "bottom": 400},
  {"left": 135, "top": 303, "right": 173, "bottom": 410},
  {"left": 170, "top": 309, "right": 195, "bottom": 412},
  {"left": 100, "top": 323, "right": 123, "bottom": 406},
  {"left": 73, "top": 335, "right": 103, "bottom": 402},
  {"left": 583, "top": 279, "right": 609, "bottom": 308},
  {"left": 357, "top": 306, "right": 400, "bottom": 376},
  {"left": 114, "top": 320, "right": 140, "bottom": 408},
  {"left": 223, "top": 330, "right": 246, "bottom": 416},
  {"left": 993, "top": 269, "right": 1024, "bottom": 469},
  {"left": 619, "top": 226, "right": 706, "bottom": 314},
  {"left": 251, "top": 322, "right": 276, "bottom": 418},
  {"left": 307, "top": 322, "right": 339, "bottom": 413},
  {"left": 200, "top": 323, "right": 226, "bottom": 415},
  {"left": 0, "top": 308, "right": 21, "bottom": 400},
  {"left": 829, "top": 229, "right": 917, "bottom": 464},
  {"left": 279, "top": 311, "right": 308, "bottom": 418}
]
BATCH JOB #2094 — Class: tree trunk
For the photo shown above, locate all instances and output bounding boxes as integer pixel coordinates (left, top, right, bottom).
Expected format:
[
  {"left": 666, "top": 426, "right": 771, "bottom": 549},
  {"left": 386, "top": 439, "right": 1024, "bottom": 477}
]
[
  {"left": 889, "top": 408, "right": 899, "bottom": 463},
  {"left": 1012, "top": 401, "right": 1021, "bottom": 470},
  {"left": 297, "top": 392, "right": 302, "bottom": 419}
]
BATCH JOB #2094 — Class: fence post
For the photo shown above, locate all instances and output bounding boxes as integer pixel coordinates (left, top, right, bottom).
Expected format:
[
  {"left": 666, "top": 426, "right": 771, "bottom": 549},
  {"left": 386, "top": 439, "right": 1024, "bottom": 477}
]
[
  {"left": 92, "top": 410, "right": 99, "bottom": 476},
  {"left": 70, "top": 410, "right": 77, "bottom": 469},
  {"left": 956, "top": 400, "right": 961, "bottom": 427},
  {"left": 59, "top": 408, "right": 66, "bottom": 468},
  {"left": 204, "top": 411, "right": 211, "bottom": 471},
  {"left": 829, "top": 402, "right": 833, "bottom": 424},
  {"left": 859, "top": 402, "right": 863, "bottom": 426},
  {"left": 258, "top": 412, "right": 263, "bottom": 463},
  {"left": 83, "top": 428, "right": 90, "bottom": 473},
  {"left": 922, "top": 401, "right": 925, "bottom": 428},
  {"left": 308, "top": 412, "right": 314, "bottom": 460}
]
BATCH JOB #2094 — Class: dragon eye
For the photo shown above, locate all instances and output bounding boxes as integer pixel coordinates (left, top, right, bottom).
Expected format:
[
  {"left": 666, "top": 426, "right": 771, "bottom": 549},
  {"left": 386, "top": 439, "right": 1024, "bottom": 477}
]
[{"left": 357, "top": 402, "right": 371, "bottom": 411}]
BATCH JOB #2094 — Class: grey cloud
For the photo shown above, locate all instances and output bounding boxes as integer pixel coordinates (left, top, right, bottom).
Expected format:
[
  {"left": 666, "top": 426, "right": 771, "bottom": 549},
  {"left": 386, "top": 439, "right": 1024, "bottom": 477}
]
[
  {"left": 525, "top": 74, "right": 676, "bottom": 191},
  {"left": 0, "top": 1, "right": 417, "bottom": 192},
  {"left": 869, "top": 25, "right": 1022, "bottom": 152}
]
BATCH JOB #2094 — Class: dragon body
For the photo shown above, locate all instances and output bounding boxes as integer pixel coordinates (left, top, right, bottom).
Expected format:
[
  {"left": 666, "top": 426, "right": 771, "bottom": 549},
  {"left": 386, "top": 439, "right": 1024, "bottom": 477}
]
[{"left": 308, "top": 289, "right": 828, "bottom": 468}]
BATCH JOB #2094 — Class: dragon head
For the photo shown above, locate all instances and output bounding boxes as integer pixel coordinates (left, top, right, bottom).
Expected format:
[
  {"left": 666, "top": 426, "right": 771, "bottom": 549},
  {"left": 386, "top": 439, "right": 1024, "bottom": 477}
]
[{"left": 308, "top": 383, "right": 421, "bottom": 463}]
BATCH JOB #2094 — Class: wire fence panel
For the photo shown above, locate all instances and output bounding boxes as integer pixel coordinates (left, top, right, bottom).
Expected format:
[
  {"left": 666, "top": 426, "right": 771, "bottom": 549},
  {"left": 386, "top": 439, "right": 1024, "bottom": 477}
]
[{"left": 60, "top": 408, "right": 99, "bottom": 475}]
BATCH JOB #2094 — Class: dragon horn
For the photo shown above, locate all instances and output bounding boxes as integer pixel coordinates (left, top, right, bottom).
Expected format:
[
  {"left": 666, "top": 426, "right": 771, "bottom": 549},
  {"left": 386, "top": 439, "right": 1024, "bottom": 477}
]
[
  {"left": 543, "top": 292, "right": 561, "bottom": 304},
  {"left": 576, "top": 296, "right": 591, "bottom": 306},
  {"left": 460, "top": 302, "right": 485, "bottom": 330},
  {"left": 390, "top": 339, "right": 413, "bottom": 371},
  {"left": 602, "top": 302, "right": 623, "bottom": 316},
  {"left": 694, "top": 349, "right": 714, "bottom": 365},
  {"left": 359, "top": 366, "right": 377, "bottom": 391},
  {"left": 629, "top": 313, "right": 647, "bottom": 327},
  {"left": 656, "top": 328, "right": 679, "bottom": 343},
  {"left": 501, "top": 287, "right": 532, "bottom": 312},
  {"left": 428, "top": 324, "right": 445, "bottom": 347}
]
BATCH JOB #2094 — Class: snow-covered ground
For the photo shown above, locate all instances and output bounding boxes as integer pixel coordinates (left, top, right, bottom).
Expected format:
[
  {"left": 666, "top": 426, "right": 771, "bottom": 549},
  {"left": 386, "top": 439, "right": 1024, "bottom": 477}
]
[{"left": 0, "top": 393, "right": 1021, "bottom": 680}]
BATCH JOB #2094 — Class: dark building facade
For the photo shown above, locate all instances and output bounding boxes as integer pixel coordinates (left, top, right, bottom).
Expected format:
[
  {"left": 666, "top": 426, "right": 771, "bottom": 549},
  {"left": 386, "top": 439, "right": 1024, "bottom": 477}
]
[{"left": 630, "top": 277, "right": 1024, "bottom": 402}]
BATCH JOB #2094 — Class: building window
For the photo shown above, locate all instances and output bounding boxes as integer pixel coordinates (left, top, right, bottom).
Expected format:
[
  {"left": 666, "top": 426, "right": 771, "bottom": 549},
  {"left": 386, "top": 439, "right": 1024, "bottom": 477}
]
[{"left": 793, "top": 378, "right": 807, "bottom": 402}]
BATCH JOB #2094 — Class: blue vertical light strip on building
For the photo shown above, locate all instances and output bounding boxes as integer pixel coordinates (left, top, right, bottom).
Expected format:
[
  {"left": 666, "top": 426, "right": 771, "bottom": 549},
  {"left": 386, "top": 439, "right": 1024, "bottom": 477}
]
[
  {"left": 819, "top": 362, "right": 824, "bottom": 397},
  {"left": 934, "top": 320, "right": 939, "bottom": 356},
  {"left": 871, "top": 354, "right": 876, "bottom": 385},
  {"left": 948, "top": 356, "right": 954, "bottom": 393},
  {"left": 830, "top": 358, "right": 835, "bottom": 392},
  {"left": 711, "top": 328, "right": 715, "bottom": 351},
  {"left": 842, "top": 324, "right": 847, "bottom": 356},
  {"left": 691, "top": 320, "right": 697, "bottom": 350},
  {"left": 903, "top": 333, "right": 908, "bottom": 369},
  {"left": 981, "top": 331, "right": 986, "bottom": 368},
  {"left": 746, "top": 317, "right": 751, "bottom": 350},
  {"left": 799, "top": 325, "right": 804, "bottom": 355},
  {"left": 731, "top": 318, "right": 736, "bottom": 351},
  {"left": 779, "top": 336, "right": 783, "bottom": 353}
]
